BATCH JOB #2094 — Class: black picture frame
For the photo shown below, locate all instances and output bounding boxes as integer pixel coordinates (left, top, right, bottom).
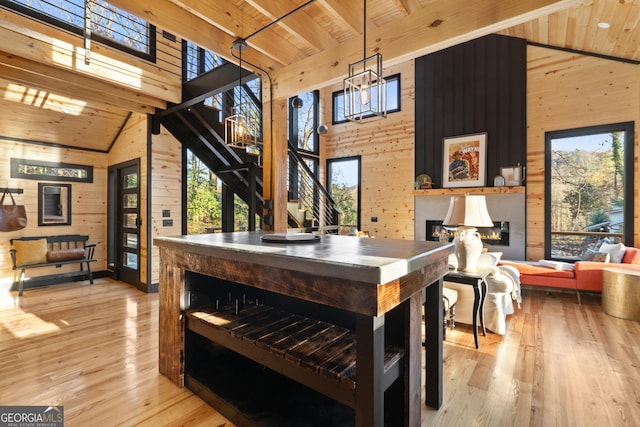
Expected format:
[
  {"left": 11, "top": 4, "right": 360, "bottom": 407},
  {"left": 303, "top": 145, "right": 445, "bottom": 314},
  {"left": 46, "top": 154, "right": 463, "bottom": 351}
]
[{"left": 38, "top": 183, "right": 72, "bottom": 226}]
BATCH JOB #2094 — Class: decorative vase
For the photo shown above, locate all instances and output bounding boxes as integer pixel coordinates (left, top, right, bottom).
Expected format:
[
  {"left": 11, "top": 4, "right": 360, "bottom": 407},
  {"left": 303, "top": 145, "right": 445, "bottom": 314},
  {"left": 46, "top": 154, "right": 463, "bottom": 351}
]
[{"left": 453, "top": 227, "right": 483, "bottom": 271}]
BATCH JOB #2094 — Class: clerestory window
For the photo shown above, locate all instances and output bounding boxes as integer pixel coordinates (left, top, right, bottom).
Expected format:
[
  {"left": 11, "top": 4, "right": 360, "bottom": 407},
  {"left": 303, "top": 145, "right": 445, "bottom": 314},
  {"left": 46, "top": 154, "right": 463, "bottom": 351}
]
[{"left": 2, "top": 0, "right": 156, "bottom": 61}]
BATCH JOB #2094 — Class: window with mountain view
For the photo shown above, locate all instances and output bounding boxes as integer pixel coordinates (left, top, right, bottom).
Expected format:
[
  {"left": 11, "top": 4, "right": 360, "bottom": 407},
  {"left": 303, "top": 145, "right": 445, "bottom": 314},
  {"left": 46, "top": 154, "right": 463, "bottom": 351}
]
[{"left": 546, "top": 122, "right": 634, "bottom": 260}]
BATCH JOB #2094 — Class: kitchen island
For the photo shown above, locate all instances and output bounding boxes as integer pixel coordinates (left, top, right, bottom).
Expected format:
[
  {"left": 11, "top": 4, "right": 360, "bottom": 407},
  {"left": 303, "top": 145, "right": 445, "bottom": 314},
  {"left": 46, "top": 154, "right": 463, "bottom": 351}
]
[{"left": 155, "top": 232, "right": 453, "bottom": 426}]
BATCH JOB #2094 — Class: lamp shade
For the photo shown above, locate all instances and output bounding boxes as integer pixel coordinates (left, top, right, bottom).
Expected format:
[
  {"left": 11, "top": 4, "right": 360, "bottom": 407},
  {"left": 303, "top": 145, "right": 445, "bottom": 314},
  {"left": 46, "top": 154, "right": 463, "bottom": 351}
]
[{"left": 442, "top": 195, "right": 493, "bottom": 227}]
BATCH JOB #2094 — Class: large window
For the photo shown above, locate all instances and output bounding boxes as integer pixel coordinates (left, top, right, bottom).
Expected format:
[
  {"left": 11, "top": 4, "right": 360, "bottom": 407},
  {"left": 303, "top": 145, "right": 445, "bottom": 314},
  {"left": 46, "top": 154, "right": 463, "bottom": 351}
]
[
  {"left": 288, "top": 91, "right": 320, "bottom": 201},
  {"left": 327, "top": 156, "right": 361, "bottom": 233},
  {"left": 545, "top": 122, "right": 634, "bottom": 260},
  {"left": 3, "top": 0, "right": 156, "bottom": 61},
  {"left": 185, "top": 149, "right": 257, "bottom": 234},
  {"left": 332, "top": 74, "right": 401, "bottom": 124}
]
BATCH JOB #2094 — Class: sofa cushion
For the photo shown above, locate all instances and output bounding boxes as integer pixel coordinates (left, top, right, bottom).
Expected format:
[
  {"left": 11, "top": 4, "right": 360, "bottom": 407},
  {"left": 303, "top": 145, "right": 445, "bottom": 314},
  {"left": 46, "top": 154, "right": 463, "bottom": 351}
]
[
  {"left": 622, "top": 247, "right": 640, "bottom": 265},
  {"left": 538, "top": 259, "right": 575, "bottom": 271},
  {"left": 599, "top": 242, "right": 626, "bottom": 263},
  {"left": 500, "top": 260, "right": 575, "bottom": 279}
]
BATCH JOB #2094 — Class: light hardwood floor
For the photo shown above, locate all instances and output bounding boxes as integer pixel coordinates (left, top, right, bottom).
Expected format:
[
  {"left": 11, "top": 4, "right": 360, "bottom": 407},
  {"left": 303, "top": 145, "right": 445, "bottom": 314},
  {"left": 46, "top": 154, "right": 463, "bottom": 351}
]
[{"left": 1, "top": 279, "right": 638, "bottom": 426}]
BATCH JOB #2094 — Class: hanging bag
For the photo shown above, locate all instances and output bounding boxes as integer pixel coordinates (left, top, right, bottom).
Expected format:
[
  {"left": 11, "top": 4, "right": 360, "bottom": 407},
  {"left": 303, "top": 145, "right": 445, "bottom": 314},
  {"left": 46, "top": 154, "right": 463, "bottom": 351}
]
[{"left": 0, "top": 189, "right": 27, "bottom": 232}]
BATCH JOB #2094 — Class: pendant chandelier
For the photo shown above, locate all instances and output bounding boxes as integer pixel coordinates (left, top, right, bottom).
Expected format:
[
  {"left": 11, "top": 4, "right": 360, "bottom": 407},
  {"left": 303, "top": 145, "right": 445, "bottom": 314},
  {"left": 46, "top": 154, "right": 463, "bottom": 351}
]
[
  {"left": 343, "top": 0, "right": 387, "bottom": 122},
  {"left": 225, "top": 37, "right": 258, "bottom": 149}
]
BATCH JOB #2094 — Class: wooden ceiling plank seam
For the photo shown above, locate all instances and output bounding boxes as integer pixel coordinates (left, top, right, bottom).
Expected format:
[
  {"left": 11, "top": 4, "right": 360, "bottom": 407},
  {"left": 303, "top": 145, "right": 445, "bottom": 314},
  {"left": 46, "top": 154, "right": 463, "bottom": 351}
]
[
  {"left": 616, "top": 1, "right": 640, "bottom": 59},
  {"left": 584, "top": 0, "right": 608, "bottom": 53},
  {"left": 391, "top": 0, "right": 412, "bottom": 15},
  {"left": 315, "top": 0, "right": 363, "bottom": 35},
  {"left": 271, "top": 0, "right": 582, "bottom": 98},
  {"left": 105, "top": 0, "right": 281, "bottom": 75}
]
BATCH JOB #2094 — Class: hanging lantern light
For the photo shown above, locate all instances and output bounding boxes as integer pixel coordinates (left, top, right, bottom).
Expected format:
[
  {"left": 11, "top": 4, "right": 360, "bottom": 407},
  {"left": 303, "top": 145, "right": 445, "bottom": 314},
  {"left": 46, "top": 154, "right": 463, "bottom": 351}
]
[
  {"left": 225, "top": 37, "right": 257, "bottom": 148},
  {"left": 343, "top": 0, "right": 387, "bottom": 122}
]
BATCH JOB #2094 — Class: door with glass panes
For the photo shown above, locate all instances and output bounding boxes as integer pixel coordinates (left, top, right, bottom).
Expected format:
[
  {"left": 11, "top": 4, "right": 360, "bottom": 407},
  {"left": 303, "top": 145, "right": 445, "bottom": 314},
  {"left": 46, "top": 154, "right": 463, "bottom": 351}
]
[{"left": 117, "top": 164, "right": 140, "bottom": 286}]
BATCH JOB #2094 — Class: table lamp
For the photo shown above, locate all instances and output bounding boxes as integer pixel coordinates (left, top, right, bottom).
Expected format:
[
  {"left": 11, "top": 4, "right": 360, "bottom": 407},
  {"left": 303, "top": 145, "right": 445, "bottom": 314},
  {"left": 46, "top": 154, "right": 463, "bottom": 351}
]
[{"left": 442, "top": 194, "right": 493, "bottom": 271}]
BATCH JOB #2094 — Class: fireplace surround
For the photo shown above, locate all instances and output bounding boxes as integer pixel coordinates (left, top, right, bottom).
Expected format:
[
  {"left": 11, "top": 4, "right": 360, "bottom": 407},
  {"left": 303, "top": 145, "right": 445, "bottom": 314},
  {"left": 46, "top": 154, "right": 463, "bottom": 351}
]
[{"left": 414, "top": 189, "right": 525, "bottom": 260}]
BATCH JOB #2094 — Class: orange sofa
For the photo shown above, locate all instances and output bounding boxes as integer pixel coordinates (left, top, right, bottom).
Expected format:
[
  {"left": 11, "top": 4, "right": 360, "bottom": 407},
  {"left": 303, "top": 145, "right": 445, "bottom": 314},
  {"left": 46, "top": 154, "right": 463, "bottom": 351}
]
[{"left": 501, "top": 247, "right": 640, "bottom": 296}]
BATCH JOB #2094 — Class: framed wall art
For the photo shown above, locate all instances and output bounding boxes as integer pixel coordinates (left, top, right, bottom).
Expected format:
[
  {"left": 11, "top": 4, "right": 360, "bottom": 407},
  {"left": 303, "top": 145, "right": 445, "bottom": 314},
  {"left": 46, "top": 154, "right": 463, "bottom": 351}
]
[{"left": 442, "top": 132, "right": 487, "bottom": 188}]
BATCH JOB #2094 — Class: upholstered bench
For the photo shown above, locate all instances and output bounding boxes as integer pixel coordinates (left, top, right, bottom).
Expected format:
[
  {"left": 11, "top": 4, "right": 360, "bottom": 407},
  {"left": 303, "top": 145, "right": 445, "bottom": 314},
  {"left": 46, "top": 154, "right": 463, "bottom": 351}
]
[{"left": 9, "top": 235, "right": 96, "bottom": 296}]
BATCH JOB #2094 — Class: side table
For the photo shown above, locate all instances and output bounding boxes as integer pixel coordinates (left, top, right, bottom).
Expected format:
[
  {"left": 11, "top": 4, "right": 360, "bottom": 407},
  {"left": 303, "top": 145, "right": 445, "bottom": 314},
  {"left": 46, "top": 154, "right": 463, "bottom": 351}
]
[
  {"left": 443, "top": 269, "right": 490, "bottom": 348},
  {"left": 602, "top": 268, "right": 640, "bottom": 320}
]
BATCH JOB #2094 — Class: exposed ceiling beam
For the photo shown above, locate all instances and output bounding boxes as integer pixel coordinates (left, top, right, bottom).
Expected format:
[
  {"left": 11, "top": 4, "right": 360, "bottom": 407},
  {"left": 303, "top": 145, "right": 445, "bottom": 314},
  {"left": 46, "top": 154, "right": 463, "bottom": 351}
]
[
  {"left": 245, "top": 0, "right": 337, "bottom": 53},
  {"left": 0, "top": 56, "right": 159, "bottom": 113},
  {"left": 271, "top": 0, "right": 582, "bottom": 97},
  {"left": 106, "top": 0, "right": 279, "bottom": 74},
  {"left": 316, "top": 0, "right": 363, "bottom": 35},
  {"left": 167, "top": 0, "right": 308, "bottom": 66}
]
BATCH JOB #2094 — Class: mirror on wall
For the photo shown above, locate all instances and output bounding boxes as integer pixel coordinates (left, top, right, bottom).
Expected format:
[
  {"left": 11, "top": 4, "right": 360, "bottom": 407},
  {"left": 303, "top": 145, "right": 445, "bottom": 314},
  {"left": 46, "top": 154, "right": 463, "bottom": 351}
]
[{"left": 38, "top": 183, "right": 72, "bottom": 226}]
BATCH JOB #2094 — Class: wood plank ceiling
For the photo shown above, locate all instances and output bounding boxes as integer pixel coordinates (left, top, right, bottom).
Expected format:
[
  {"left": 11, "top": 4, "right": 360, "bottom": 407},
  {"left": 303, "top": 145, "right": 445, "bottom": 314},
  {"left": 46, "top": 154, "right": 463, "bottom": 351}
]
[{"left": 0, "top": 0, "right": 637, "bottom": 152}]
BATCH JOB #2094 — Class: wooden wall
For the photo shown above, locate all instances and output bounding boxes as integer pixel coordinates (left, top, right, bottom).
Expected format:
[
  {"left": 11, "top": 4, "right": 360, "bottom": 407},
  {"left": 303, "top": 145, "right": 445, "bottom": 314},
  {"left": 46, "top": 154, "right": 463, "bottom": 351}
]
[
  {"left": 415, "top": 34, "right": 526, "bottom": 182},
  {"left": 0, "top": 141, "right": 108, "bottom": 290},
  {"left": 525, "top": 45, "right": 640, "bottom": 260},
  {"left": 150, "top": 126, "right": 183, "bottom": 284},
  {"left": 108, "top": 114, "right": 149, "bottom": 288},
  {"left": 320, "top": 61, "right": 416, "bottom": 240},
  {"left": 320, "top": 41, "right": 640, "bottom": 256}
]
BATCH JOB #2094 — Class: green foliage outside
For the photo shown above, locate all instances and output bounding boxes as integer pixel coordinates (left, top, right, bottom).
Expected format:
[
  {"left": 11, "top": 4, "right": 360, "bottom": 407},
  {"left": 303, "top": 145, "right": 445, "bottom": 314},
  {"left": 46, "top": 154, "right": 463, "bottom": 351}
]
[
  {"left": 331, "top": 183, "right": 357, "bottom": 227},
  {"left": 186, "top": 151, "right": 255, "bottom": 234},
  {"left": 551, "top": 131, "right": 625, "bottom": 258}
]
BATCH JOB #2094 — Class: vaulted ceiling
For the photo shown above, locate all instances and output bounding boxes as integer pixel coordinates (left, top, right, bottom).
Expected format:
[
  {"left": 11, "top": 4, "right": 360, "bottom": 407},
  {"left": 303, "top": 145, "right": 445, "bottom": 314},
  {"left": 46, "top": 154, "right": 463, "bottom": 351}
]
[{"left": 0, "top": 0, "right": 638, "bottom": 152}]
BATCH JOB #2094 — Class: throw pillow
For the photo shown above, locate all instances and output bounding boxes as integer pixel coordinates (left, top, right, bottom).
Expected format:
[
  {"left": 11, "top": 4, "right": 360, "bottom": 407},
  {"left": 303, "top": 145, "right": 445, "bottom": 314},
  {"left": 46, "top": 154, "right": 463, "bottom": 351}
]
[
  {"left": 13, "top": 239, "right": 48, "bottom": 267},
  {"left": 583, "top": 249, "right": 610, "bottom": 262},
  {"left": 47, "top": 248, "right": 86, "bottom": 263},
  {"left": 599, "top": 242, "right": 626, "bottom": 263},
  {"left": 591, "top": 252, "right": 610, "bottom": 263}
]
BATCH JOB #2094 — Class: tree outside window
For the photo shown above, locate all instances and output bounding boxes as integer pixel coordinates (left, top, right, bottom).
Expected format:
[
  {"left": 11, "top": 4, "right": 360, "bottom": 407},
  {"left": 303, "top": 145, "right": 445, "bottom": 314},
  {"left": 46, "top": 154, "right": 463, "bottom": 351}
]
[{"left": 547, "top": 123, "right": 633, "bottom": 260}]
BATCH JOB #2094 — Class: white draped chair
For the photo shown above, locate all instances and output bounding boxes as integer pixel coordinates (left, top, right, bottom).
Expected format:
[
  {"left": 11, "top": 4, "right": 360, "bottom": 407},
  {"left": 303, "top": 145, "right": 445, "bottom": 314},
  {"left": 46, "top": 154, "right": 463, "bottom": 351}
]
[{"left": 444, "top": 253, "right": 521, "bottom": 335}]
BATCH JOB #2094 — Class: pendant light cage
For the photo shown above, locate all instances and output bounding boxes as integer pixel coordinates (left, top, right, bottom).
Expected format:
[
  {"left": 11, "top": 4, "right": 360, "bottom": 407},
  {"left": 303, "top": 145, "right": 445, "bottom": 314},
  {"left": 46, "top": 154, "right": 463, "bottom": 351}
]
[
  {"left": 225, "top": 37, "right": 258, "bottom": 149},
  {"left": 344, "top": 53, "right": 387, "bottom": 121},
  {"left": 343, "top": 0, "right": 387, "bottom": 122}
]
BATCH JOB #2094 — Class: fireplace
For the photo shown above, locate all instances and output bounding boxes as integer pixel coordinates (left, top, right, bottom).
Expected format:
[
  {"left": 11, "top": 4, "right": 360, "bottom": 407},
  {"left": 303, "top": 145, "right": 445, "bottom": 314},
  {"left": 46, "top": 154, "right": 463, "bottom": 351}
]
[
  {"left": 415, "top": 191, "right": 524, "bottom": 259},
  {"left": 426, "top": 220, "right": 510, "bottom": 246}
]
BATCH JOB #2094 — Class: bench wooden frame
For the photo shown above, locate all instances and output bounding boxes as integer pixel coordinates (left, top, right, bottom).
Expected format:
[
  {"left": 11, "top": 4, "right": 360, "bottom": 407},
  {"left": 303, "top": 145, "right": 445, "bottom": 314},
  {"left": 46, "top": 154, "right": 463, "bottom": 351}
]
[{"left": 9, "top": 234, "right": 96, "bottom": 296}]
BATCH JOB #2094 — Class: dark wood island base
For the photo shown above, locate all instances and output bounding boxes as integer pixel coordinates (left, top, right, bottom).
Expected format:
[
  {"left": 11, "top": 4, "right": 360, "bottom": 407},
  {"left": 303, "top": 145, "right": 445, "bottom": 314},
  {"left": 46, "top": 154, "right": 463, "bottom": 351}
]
[{"left": 155, "top": 232, "right": 453, "bottom": 427}]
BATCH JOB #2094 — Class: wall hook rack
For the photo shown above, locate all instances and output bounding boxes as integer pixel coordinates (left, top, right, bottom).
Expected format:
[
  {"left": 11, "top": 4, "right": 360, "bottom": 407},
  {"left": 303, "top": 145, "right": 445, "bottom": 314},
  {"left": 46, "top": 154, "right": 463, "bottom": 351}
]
[{"left": 1, "top": 188, "right": 24, "bottom": 194}]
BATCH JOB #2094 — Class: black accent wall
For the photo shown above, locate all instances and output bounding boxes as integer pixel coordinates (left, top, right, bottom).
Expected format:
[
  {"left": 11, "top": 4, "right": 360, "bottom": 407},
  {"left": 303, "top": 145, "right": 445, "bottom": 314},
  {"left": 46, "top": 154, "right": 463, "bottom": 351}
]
[{"left": 415, "top": 34, "right": 527, "bottom": 185}]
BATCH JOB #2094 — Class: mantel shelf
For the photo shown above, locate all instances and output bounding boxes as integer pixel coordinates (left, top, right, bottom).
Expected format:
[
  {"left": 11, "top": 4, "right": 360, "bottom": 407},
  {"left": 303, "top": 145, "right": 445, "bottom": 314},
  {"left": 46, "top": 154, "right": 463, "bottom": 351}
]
[{"left": 413, "top": 186, "right": 525, "bottom": 196}]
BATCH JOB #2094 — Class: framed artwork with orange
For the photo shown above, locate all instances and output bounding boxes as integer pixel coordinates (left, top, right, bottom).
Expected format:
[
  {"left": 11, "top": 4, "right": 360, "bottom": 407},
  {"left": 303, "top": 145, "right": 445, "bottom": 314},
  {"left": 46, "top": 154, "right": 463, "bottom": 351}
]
[{"left": 442, "top": 132, "right": 487, "bottom": 188}]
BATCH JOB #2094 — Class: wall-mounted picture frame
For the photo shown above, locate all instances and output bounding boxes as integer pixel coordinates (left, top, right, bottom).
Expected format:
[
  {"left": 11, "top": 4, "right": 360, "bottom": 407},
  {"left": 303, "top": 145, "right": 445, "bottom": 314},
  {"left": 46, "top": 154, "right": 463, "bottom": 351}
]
[
  {"left": 442, "top": 132, "right": 487, "bottom": 188},
  {"left": 500, "top": 165, "right": 525, "bottom": 186},
  {"left": 38, "top": 183, "right": 72, "bottom": 226}
]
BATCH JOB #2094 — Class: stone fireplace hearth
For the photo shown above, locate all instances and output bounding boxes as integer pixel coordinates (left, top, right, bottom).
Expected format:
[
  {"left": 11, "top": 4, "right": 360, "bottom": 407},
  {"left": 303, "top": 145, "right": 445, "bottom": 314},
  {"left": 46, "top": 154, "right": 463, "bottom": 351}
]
[{"left": 414, "top": 189, "right": 525, "bottom": 260}]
